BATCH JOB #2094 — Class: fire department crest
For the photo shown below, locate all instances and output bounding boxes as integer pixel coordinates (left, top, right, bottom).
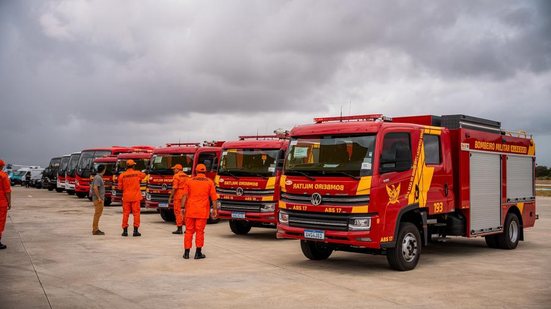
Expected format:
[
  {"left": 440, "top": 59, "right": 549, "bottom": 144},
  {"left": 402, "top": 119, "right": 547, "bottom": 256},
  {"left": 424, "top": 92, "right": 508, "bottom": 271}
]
[
  {"left": 236, "top": 187, "right": 244, "bottom": 196},
  {"left": 386, "top": 184, "right": 400, "bottom": 205}
]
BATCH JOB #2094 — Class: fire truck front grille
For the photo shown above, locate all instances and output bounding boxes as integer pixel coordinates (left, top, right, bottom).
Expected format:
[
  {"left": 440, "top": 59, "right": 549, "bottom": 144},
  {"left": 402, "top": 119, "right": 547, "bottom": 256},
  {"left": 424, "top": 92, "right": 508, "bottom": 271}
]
[
  {"left": 216, "top": 188, "right": 275, "bottom": 196},
  {"left": 281, "top": 193, "right": 370, "bottom": 206},
  {"left": 287, "top": 210, "right": 350, "bottom": 231},
  {"left": 148, "top": 193, "right": 168, "bottom": 203},
  {"left": 220, "top": 200, "right": 261, "bottom": 212},
  {"left": 147, "top": 184, "right": 172, "bottom": 190}
]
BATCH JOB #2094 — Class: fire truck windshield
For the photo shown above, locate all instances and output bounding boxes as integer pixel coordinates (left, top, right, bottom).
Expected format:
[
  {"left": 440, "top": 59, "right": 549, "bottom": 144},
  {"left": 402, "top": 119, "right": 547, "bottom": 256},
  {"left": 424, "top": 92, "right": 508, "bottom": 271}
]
[
  {"left": 285, "top": 135, "right": 375, "bottom": 177},
  {"left": 150, "top": 154, "right": 194, "bottom": 175},
  {"left": 58, "top": 157, "right": 70, "bottom": 175},
  {"left": 67, "top": 154, "right": 81, "bottom": 177},
  {"left": 116, "top": 158, "right": 150, "bottom": 174},
  {"left": 77, "top": 150, "right": 111, "bottom": 177},
  {"left": 219, "top": 149, "right": 279, "bottom": 177},
  {"left": 92, "top": 162, "right": 115, "bottom": 176}
]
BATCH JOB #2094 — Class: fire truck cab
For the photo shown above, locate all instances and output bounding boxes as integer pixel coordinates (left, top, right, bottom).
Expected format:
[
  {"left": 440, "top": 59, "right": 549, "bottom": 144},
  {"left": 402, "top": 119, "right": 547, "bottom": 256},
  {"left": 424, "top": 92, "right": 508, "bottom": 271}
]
[
  {"left": 56, "top": 155, "right": 70, "bottom": 192},
  {"left": 145, "top": 142, "right": 223, "bottom": 223},
  {"left": 90, "top": 156, "right": 117, "bottom": 206},
  {"left": 277, "top": 114, "right": 536, "bottom": 271},
  {"left": 65, "top": 152, "right": 81, "bottom": 195},
  {"left": 112, "top": 150, "right": 154, "bottom": 206},
  {"left": 216, "top": 135, "right": 289, "bottom": 235},
  {"left": 75, "top": 146, "right": 134, "bottom": 198}
]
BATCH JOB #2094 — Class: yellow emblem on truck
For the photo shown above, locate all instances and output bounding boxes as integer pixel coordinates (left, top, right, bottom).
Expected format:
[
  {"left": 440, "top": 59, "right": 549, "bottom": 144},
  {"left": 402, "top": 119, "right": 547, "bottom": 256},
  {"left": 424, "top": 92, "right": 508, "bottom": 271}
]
[{"left": 386, "top": 184, "right": 400, "bottom": 205}]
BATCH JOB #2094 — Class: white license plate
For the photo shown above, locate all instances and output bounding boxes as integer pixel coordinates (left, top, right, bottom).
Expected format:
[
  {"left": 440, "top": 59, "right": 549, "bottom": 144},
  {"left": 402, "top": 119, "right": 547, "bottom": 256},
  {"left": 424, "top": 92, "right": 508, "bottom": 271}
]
[
  {"left": 232, "top": 212, "right": 246, "bottom": 219},
  {"left": 304, "top": 230, "right": 325, "bottom": 240},
  {"left": 158, "top": 202, "right": 168, "bottom": 208}
]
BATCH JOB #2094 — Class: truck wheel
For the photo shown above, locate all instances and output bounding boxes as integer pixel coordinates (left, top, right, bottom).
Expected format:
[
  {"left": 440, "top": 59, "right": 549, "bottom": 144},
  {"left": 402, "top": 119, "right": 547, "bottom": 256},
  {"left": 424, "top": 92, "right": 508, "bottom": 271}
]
[
  {"left": 300, "top": 240, "right": 333, "bottom": 260},
  {"left": 48, "top": 187, "right": 54, "bottom": 191},
  {"left": 485, "top": 235, "right": 499, "bottom": 248},
  {"left": 386, "top": 222, "right": 421, "bottom": 271},
  {"left": 67, "top": 190, "right": 75, "bottom": 195},
  {"left": 229, "top": 220, "right": 252, "bottom": 235},
  {"left": 159, "top": 209, "right": 175, "bottom": 222},
  {"left": 496, "top": 213, "right": 520, "bottom": 250},
  {"left": 207, "top": 216, "right": 220, "bottom": 224},
  {"left": 76, "top": 192, "right": 87, "bottom": 198},
  {"left": 55, "top": 188, "right": 64, "bottom": 193},
  {"left": 104, "top": 198, "right": 112, "bottom": 206}
]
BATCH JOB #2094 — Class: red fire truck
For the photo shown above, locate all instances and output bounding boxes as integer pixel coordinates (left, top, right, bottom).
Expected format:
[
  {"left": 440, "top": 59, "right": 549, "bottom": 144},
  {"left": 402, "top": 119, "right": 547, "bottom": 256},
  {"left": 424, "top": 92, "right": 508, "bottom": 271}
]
[
  {"left": 112, "top": 151, "right": 154, "bottom": 205},
  {"left": 74, "top": 146, "right": 133, "bottom": 198},
  {"left": 56, "top": 154, "right": 71, "bottom": 192},
  {"left": 90, "top": 156, "right": 117, "bottom": 205},
  {"left": 145, "top": 142, "right": 223, "bottom": 222},
  {"left": 277, "top": 114, "right": 536, "bottom": 271},
  {"left": 216, "top": 135, "right": 289, "bottom": 235},
  {"left": 65, "top": 152, "right": 81, "bottom": 195}
]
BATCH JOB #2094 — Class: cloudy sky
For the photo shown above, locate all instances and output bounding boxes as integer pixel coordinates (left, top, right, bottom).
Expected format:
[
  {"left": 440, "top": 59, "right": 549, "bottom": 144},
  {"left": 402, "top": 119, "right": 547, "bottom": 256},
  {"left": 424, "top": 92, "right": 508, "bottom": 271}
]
[{"left": 1, "top": 0, "right": 550, "bottom": 167}]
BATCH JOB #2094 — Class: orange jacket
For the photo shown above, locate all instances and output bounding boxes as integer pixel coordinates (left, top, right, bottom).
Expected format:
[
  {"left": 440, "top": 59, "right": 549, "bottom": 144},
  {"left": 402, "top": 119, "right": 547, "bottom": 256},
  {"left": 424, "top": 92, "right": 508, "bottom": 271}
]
[
  {"left": 118, "top": 168, "right": 146, "bottom": 202},
  {"left": 0, "top": 171, "right": 11, "bottom": 205},
  {"left": 173, "top": 171, "right": 190, "bottom": 201},
  {"left": 183, "top": 173, "right": 218, "bottom": 219}
]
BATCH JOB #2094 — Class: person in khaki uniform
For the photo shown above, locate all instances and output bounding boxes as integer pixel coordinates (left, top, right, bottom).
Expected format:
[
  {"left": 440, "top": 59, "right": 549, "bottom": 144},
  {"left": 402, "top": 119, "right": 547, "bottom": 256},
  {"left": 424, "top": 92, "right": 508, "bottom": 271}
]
[{"left": 91, "top": 165, "right": 106, "bottom": 235}]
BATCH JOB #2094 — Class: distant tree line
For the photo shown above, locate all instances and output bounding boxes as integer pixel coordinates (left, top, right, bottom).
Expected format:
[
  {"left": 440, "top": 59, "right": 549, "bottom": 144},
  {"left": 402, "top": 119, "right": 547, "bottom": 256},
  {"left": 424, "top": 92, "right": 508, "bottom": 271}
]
[{"left": 536, "top": 165, "right": 551, "bottom": 178}]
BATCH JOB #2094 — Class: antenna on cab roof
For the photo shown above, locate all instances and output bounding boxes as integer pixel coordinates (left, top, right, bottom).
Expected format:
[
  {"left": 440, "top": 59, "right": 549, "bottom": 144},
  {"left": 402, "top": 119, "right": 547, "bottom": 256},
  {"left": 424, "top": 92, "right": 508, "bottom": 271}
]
[{"left": 314, "top": 114, "right": 392, "bottom": 123}]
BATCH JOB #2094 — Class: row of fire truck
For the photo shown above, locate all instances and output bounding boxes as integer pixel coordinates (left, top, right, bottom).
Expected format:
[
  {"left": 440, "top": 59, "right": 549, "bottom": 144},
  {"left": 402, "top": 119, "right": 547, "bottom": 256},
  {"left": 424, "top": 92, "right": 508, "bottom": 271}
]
[{"left": 43, "top": 113, "right": 537, "bottom": 270}]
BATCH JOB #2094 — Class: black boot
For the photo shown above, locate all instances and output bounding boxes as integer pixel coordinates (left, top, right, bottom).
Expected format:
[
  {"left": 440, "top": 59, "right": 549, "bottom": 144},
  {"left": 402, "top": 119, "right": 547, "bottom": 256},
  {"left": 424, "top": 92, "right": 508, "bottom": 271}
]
[
  {"left": 194, "top": 247, "right": 206, "bottom": 259},
  {"left": 121, "top": 228, "right": 128, "bottom": 237},
  {"left": 0, "top": 239, "right": 6, "bottom": 250},
  {"left": 133, "top": 227, "right": 141, "bottom": 237},
  {"left": 183, "top": 249, "right": 190, "bottom": 259},
  {"left": 172, "top": 226, "right": 183, "bottom": 234}
]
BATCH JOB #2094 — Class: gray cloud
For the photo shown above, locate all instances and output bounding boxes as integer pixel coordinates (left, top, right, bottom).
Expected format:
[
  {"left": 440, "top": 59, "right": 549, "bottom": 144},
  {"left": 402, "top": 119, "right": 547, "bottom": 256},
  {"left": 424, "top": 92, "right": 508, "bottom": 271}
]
[{"left": 1, "top": 0, "right": 550, "bottom": 166}]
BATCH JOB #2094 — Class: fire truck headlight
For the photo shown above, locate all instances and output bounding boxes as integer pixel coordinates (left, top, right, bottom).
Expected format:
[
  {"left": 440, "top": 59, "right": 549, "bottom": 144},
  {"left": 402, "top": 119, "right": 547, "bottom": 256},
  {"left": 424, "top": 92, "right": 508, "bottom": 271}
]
[
  {"left": 141, "top": 191, "right": 145, "bottom": 197},
  {"left": 146, "top": 193, "right": 151, "bottom": 201},
  {"left": 260, "top": 203, "right": 275, "bottom": 212},
  {"left": 348, "top": 217, "right": 371, "bottom": 231},
  {"left": 279, "top": 211, "right": 289, "bottom": 225},
  {"left": 112, "top": 190, "right": 116, "bottom": 196}
]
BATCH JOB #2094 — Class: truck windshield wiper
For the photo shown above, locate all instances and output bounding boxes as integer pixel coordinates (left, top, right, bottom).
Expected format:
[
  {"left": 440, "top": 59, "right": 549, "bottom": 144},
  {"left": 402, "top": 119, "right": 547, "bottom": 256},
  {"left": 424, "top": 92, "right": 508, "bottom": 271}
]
[
  {"left": 330, "top": 171, "right": 360, "bottom": 180},
  {"left": 253, "top": 173, "right": 268, "bottom": 179},
  {"left": 286, "top": 170, "right": 316, "bottom": 181},
  {"left": 221, "top": 171, "right": 240, "bottom": 180}
]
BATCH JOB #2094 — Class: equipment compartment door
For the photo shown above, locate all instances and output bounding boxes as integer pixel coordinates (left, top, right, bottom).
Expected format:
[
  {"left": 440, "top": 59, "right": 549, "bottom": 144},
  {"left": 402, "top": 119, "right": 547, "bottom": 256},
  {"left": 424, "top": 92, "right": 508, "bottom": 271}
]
[{"left": 470, "top": 152, "right": 501, "bottom": 234}]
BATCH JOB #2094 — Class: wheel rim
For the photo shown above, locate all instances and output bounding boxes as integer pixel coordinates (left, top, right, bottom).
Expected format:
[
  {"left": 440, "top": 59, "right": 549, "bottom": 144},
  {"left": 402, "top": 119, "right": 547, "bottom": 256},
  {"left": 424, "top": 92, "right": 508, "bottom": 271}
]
[
  {"left": 508, "top": 219, "right": 519, "bottom": 243},
  {"left": 401, "top": 232, "right": 418, "bottom": 263}
]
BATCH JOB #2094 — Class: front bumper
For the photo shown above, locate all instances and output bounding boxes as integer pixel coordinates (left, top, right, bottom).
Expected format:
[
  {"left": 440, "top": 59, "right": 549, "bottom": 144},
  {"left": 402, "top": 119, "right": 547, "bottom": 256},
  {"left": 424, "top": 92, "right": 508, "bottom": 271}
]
[
  {"left": 218, "top": 209, "right": 277, "bottom": 224},
  {"left": 277, "top": 224, "right": 379, "bottom": 248}
]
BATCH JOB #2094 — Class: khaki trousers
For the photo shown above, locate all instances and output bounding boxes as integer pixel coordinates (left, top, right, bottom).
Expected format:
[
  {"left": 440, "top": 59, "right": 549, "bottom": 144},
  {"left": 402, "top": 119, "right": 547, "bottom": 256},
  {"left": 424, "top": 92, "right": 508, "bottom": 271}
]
[{"left": 92, "top": 200, "right": 104, "bottom": 232}]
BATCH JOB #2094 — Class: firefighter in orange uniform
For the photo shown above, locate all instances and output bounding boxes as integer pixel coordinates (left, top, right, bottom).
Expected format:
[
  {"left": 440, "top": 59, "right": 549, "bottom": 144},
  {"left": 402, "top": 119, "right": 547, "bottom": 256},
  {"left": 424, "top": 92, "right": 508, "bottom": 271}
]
[
  {"left": 0, "top": 160, "right": 12, "bottom": 249},
  {"left": 118, "top": 159, "right": 146, "bottom": 237},
  {"left": 168, "top": 164, "right": 189, "bottom": 234},
  {"left": 180, "top": 164, "right": 218, "bottom": 259}
]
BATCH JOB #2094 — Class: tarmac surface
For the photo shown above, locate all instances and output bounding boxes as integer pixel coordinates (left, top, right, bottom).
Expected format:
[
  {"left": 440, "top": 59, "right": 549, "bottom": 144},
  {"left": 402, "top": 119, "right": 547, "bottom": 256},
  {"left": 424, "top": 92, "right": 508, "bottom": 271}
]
[{"left": 1, "top": 187, "right": 550, "bottom": 308}]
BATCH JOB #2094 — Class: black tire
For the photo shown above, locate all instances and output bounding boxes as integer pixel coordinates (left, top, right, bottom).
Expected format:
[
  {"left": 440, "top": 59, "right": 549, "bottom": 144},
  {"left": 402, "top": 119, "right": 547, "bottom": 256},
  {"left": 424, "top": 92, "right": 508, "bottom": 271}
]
[
  {"left": 229, "top": 220, "right": 252, "bottom": 235},
  {"left": 76, "top": 192, "right": 87, "bottom": 198},
  {"left": 207, "top": 217, "right": 220, "bottom": 224},
  {"left": 300, "top": 240, "right": 333, "bottom": 260},
  {"left": 67, "top": 190, "right": 75, "bottom": 195},
  {"left": 496, "top": 213, "right": 520, "bottom": 250},
  {"left": 386, "top": 222, "right": 422, "bottom": 271},
  {"left": 485, "top": 235, "right": 499, "bottom": 248},
  {"left": 104, "top": 198, "right": 112, "bottom": 206},
  {"left": 48, "top": 187, "right": 54, "bottom": 191},
  {"left": 55, "top": 188, "right": 64, "bottom": 193},
  {"left": 159, "top": 208, "right": 175, "bottom": 222}
]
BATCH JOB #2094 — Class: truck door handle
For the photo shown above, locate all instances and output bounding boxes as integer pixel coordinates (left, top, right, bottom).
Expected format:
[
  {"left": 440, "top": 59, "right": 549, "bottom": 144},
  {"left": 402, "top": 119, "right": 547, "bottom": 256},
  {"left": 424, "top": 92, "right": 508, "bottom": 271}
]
[{"left": 444, "top": 184, "right": 449, "bottom": 197}]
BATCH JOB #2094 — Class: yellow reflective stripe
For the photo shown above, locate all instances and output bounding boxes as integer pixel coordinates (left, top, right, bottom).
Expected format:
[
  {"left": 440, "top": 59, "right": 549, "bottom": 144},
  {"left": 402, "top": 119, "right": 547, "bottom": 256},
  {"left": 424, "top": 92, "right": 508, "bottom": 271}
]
[
  {"left": 355, "top": 176, "right": 372, "bottom": 195},
  {"left": 528, "top": 140, "right": 536, "bottom": 156},
  {"left": 407, "top": 131, "right": 435, "bottom": 207},
  {"left": 351, "top": 206, "right": 369, "bottom": 213},
  {"left": 279, "top": 175, "right": 287, "bottom": 193},
  {"left": 265, "top": 177, "right": 276, "bottom": 190},
  {"left": 214, "top": 175, "right": 220, "bottom": 187},
  {"left": 423, "top": 126, "right": 442, "bottom": 136},
  {"left": 517, "top": 202, "right": 525, "bottom": 214},
  {"left": 262, "top": 196, "right": 274, "bottom": 202},
  {"left": 279, "top": 201, "right": 287, "bottom": 209}
]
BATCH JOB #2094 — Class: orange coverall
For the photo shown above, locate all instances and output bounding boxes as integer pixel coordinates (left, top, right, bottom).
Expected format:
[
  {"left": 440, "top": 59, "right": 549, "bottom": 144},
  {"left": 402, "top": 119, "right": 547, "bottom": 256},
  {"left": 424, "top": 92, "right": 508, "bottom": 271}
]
[
  {"left": 118, "top": 168, "right": 146, "bottom": 228},
  {"left": 172, "top": 171, "right": 189, "bottom": 227},
  {"left": 0, "top": 171, "right": 11, "bottom": 237},
  {"left": 182, "top": 174, "right": 218, "bottom": 249}
]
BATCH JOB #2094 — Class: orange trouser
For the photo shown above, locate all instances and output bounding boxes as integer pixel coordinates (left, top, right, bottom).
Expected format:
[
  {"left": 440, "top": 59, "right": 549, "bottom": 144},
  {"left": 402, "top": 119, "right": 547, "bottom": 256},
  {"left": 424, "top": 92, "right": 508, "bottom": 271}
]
[
  {"left": 122, "top": 201, "right": 141, "bottom": 228},
  {"left": 184, "top": 217, "right": 207, "bottom": 249},
  {"left": 0, "top": 204, "right": 7, "bottom": 238},
  {"left": 173, "top": 196, "right": 184, "bottom": 227}
]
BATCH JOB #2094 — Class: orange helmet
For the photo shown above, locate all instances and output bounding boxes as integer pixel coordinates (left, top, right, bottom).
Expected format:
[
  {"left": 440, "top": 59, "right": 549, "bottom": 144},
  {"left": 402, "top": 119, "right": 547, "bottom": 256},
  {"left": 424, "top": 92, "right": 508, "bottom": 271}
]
[
  {"left": 126, "top": 159, "right": 137, "bottom": 166},
  {"left": 171, "top": 164, "right": 183, "bottom": 170},
  {"left": 195, "top": 164, "right": 207, "bottom": 172}
]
